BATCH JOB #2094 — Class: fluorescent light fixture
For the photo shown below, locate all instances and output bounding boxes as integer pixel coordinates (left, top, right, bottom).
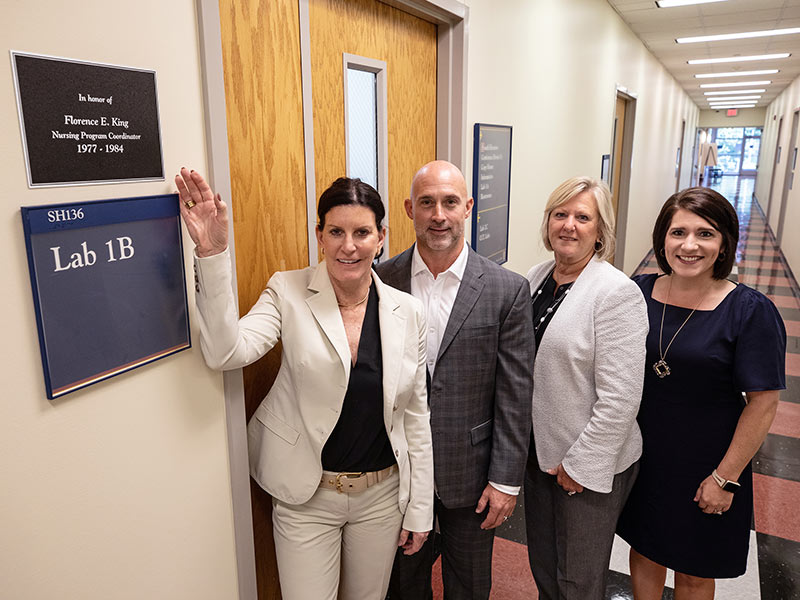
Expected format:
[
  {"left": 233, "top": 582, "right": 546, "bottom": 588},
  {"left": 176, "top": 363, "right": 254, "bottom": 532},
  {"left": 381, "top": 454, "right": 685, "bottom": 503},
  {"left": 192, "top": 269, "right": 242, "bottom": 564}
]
[
  {"left": 657, "top": 0, "right": 728, "bottom": 7},
  {"left": 706, "top": 96, "right": 761, "bottom": 101},
  {"left": 689, "top": 53, "right": 790, "bottom": 65},
  {"left": 677, "top": 27, "right": 800, "bottom": 44},
  {"left": 700, "top": 80, "right": 771, "bottom": 88},
  {"left": 705, "top": 89, "right": 766, "bottom": 95},
  {"left": 695, "top": 69, "right": 778, "bottom": 78},
  {"left": 709, "top": 102, "right": 757, "bottom": 106}
]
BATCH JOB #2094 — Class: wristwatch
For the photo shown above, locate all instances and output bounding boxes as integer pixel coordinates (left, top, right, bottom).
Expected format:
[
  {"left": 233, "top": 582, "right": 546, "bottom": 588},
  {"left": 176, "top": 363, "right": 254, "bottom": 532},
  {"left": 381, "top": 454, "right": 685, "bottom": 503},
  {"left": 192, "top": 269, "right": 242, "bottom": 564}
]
[{"left": 712, "top": 469, "right": 741, "bottom": 493}]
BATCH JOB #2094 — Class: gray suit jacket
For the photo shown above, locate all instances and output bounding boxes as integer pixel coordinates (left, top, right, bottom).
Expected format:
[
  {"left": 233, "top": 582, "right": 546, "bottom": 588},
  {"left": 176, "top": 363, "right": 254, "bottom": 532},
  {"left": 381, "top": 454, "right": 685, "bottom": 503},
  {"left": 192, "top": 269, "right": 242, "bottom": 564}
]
[{"left": 376, "top": 245, "right": 534, "bottom": 508}]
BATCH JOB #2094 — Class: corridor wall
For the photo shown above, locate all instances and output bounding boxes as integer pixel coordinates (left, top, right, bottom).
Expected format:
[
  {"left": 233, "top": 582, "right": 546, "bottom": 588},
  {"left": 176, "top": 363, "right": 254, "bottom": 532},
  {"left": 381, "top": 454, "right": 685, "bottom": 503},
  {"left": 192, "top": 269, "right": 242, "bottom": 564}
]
[
  {"left": 463, "top": 0, "right": 699, "bottom": 275},
  {"left": 0, "top": 2, "right": 240, "bottom": 599},
  {"left": 698, "top": 107, "right": 767, "bottom": 128},
  {"left": 757, "top": 80, "right": 800, "bottom": 278}
]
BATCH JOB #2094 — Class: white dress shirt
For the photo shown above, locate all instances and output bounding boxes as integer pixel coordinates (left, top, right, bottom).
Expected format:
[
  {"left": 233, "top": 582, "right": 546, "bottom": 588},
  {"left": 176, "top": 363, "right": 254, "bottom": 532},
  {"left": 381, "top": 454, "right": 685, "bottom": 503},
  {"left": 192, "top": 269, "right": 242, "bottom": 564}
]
[{"left": 410, "top": 242, "right": 519, "bottom": 496}]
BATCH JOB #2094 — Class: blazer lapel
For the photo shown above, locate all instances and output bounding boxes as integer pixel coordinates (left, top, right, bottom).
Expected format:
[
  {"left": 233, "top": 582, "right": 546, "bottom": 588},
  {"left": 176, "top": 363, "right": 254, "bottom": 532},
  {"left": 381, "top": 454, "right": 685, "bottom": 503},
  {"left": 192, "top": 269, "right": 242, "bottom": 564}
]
[
  {"left": 437, "top": 249, "right": 484, "bottom": 360},
  {"left": 305, "top": 263, "right": 351, "bottom": 377},
  {"left": 375, "top": 274, "right": 406, "bottom": 429},
  {"left": 383, "top": 246, "right": 414, "bottom": 293}
]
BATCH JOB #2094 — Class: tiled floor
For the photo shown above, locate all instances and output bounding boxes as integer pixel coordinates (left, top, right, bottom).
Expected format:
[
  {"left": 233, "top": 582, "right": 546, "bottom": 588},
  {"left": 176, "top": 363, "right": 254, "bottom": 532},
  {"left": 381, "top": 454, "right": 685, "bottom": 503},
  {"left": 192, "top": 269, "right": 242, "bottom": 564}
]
[{"left": 431, "top": 175, "right": 800, "bottom": 598}]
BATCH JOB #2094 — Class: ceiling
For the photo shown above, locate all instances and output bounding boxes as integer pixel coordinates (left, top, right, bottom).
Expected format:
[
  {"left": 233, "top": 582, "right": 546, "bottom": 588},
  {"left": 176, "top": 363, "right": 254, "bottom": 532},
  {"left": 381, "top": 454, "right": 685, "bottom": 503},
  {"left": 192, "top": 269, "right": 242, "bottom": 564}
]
[{"left": 607, "top": 0, "right": 800, "bottom": 111}]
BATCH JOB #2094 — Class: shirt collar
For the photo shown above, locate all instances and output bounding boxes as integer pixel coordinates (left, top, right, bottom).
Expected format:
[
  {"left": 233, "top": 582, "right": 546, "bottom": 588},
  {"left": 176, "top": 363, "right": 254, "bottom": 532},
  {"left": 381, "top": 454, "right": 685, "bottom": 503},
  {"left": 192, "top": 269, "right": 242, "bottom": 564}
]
[{"left": 411, "top": 240, "right": 469, "bottom": 281}]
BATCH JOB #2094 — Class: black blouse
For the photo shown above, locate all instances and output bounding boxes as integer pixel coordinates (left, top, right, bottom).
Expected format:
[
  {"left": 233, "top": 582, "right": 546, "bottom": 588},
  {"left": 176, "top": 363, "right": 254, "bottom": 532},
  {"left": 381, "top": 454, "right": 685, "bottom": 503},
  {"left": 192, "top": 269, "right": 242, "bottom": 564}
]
[
  {"left": 530, "top": 268, "right": 574, "bottom": 355},
  {"left": 321, "top": 283, "right": 396, "bottom": 472}
]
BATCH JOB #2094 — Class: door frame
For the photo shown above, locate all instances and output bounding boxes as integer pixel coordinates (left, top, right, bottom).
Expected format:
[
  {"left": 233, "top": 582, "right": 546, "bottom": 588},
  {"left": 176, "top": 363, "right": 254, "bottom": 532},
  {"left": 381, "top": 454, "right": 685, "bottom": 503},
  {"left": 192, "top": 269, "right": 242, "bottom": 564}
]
[
  {"left": 610, "top": 85, "right": 637, "bottom": 271},
  {"left": 766, "top": 116, "right": 783, "bottom": 222},
  {"left": 195, "top": 1, "right": 468, "bottom": 598}
]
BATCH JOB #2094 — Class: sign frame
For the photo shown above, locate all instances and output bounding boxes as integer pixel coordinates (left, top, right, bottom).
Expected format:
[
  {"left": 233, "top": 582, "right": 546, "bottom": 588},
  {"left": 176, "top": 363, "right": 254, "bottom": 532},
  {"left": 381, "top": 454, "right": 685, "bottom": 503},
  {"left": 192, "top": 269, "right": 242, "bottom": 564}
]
[
  {"left": 471, "top": 123, "right": 512, "bottom": 265},
  {"left": 10, "top": 50, "right": 165, "bottom": 188},
  {"left": 21, "top": 194, "right": 191, "bottom": 399}
]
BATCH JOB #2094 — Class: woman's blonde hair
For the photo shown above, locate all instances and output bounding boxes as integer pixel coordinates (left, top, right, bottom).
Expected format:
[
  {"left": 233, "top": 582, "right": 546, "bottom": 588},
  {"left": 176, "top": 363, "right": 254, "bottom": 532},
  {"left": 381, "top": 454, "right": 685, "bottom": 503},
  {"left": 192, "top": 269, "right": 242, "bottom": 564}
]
[{"left": 540, "top": 176, "right": 616, "bottom": 262}]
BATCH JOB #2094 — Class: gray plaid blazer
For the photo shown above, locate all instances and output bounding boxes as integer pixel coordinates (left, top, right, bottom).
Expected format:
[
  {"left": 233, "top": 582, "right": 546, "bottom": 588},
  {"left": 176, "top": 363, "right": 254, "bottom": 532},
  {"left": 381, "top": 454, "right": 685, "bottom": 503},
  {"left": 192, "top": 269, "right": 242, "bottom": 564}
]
[{"left": 375, "top": 245, "right": 534, "bottom": 508}]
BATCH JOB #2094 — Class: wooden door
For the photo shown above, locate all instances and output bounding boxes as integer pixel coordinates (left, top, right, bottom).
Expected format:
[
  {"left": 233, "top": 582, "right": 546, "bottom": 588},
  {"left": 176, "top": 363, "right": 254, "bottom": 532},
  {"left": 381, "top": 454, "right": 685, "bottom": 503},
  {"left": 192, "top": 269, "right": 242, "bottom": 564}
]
[
  {"left": 219, "top": 1, "right": 437, "bottom": 598},
  {"left": 219, "top": 1, "right": 307, "bottom": 598},
  {"left": 309, "top": 0, "right": 437, "bottom": 257}
]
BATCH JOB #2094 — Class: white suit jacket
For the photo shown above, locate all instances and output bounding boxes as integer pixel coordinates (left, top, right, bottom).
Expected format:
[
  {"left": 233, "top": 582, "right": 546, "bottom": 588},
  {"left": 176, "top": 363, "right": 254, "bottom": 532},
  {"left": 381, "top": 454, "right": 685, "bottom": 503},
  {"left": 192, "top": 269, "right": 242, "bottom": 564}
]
[
  {"left": 527, "top": 257, "right": 648, "bottom": 493},
  {"left": 194, "top": 250, "right": 433, "bottom": 532}
]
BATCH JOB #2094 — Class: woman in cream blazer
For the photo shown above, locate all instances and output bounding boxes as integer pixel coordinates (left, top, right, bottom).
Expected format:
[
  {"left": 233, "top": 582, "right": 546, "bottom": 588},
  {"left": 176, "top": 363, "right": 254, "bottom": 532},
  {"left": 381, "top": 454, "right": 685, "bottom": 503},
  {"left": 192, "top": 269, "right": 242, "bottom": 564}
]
[
  {"left": 524, "top": 176, "right": 648, "bottom": 600},
  {"left": 176, "top": 170, "right": 433, "bottom": 600}
]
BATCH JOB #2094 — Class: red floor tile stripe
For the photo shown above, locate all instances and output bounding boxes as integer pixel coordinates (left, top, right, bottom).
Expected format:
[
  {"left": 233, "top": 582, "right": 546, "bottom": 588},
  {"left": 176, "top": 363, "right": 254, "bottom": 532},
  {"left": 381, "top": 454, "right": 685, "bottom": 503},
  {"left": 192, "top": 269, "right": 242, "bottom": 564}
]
[
  {"left": 753, "top": 473, "right": 800, "bottom": 544},
  {"left": 770, "top": 401, "right": 800, "bottom": 438},
  {"left": 430, "top": 538, "right": 538, "bottom": 599},
  {"left": 784, "top": 321, "right": 800, "bottom": 337},
  {"left": 767, "top": 295, "right": 800, "bottom": 309},
  {"left": 786, "top": 353, "right": 800, "bottom": 378},
  {"left": 739, "top": 274, "right": 794, "bottom": 287}
]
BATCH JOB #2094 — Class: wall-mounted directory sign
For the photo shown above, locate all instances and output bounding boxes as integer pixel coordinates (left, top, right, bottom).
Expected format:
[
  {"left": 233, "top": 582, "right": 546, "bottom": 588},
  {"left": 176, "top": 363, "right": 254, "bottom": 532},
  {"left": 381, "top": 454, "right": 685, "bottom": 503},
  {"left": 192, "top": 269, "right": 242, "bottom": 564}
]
[
  {"left": 21, "top": 194, "right": 190, "bottom": 399},
  {"left": 11, "top": 52, "right": 164, "bottom": 187},
  {"left": 471, "top": 123, "right": 512, "bottom": 265}
]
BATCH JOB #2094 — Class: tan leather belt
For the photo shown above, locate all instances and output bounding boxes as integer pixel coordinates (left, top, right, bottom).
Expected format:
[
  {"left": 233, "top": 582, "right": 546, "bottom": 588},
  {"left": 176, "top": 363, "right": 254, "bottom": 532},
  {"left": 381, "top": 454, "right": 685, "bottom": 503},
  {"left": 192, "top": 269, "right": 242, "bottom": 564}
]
[{"left": 319, "top": 464, "right": 397, "bottom": 494}]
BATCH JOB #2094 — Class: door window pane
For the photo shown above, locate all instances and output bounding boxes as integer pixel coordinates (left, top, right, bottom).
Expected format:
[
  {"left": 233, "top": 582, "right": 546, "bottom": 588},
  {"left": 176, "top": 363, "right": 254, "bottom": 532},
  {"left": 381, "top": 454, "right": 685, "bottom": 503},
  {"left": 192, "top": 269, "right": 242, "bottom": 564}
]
[
  {"left": 346, "top": 68, "right": 378, "bottom": 189},
  {"left": 742, "top": 138, "right": 761, "bottom": 170}
]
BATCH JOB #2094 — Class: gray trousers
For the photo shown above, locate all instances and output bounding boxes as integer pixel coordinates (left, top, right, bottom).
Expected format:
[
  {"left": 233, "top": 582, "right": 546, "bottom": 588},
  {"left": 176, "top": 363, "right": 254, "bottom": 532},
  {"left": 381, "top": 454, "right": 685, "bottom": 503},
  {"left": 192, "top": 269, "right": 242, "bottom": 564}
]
[{"left": 524, "top": 448, "right": 639, "bottom": 600}]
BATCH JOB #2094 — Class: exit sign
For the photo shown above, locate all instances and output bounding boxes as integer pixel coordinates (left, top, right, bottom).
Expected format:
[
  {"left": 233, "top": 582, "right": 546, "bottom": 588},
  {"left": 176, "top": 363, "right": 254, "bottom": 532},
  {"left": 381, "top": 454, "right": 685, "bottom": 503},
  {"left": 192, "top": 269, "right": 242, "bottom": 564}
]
[{"left": 727, "top": 109, "right": 738, "bottom": 117}]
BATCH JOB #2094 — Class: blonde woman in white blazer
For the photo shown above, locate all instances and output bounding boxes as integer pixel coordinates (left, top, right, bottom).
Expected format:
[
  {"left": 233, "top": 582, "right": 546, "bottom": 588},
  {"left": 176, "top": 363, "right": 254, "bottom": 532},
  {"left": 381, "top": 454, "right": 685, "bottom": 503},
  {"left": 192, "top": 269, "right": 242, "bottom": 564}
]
[
  {"left": 523, "top": 177, "right": 648, "bottom": 600},
  {"left": 175, "top": 170, "right": 433, "bottom": 600}
]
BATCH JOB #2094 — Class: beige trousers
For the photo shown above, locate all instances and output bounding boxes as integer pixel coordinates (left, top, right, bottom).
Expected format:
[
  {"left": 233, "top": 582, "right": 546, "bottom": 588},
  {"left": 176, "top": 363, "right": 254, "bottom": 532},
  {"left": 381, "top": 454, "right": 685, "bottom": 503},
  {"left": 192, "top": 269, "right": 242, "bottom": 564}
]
[{"left": 272, "top": 471, "right": 403, "bottom": 600}]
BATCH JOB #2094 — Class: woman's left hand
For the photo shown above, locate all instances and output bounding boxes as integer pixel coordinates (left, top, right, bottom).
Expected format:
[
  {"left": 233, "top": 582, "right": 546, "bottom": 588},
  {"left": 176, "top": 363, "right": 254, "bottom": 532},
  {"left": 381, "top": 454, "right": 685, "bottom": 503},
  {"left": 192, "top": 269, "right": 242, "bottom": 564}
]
[
  {"left": 547, "top": 463, "right": 584, "bottom": 495},
  {"left": 398, "top": 529, "right": 429, "bottom": 556},
  {"left": 694, "top": 475, "right": 734, "bottom": 515}
]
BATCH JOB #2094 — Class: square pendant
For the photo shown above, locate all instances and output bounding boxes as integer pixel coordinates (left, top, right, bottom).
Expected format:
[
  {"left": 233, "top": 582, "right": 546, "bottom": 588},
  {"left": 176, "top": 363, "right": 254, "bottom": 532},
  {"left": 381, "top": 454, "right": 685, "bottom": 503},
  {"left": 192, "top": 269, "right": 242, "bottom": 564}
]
[{"left": 653, "top": 359, "right": 671, "bottom": 378}]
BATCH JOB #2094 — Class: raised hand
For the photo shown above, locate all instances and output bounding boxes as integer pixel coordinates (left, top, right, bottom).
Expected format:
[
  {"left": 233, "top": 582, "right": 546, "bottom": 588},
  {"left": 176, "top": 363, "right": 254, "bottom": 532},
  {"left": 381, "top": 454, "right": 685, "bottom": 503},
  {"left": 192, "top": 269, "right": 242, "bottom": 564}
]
[{"left": 175, "top": 168, "right": 229, "bottom": 257}]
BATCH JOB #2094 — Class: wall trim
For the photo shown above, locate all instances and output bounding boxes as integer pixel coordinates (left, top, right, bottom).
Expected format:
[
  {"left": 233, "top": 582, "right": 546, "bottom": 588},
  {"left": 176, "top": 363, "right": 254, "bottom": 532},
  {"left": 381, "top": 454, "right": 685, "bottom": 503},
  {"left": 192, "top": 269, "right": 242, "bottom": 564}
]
[{"left": 195, "top": 1, "right": 257, "bottom": 599}]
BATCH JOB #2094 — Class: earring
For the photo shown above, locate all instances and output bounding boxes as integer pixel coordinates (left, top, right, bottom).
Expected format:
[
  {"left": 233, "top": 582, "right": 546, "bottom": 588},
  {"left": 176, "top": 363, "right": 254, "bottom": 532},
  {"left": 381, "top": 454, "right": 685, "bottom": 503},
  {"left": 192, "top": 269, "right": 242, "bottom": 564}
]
[
  {"left": 594, "top": 239, "right": 604, "bottom": 252},
  {"left": 659, "top": 248, "right": 665, "bottom": 256}
]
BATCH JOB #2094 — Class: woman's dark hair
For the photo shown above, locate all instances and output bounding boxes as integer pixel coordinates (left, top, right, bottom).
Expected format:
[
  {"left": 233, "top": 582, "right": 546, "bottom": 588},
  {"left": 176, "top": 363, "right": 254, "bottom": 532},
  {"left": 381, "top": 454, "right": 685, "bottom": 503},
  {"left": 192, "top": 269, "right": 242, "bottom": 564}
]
[
  {"left": 652, "top": 187, "right": 738, "bottom": 280},
  {"left": 317, "top": 177, "right": 385, "bottom": 229}
]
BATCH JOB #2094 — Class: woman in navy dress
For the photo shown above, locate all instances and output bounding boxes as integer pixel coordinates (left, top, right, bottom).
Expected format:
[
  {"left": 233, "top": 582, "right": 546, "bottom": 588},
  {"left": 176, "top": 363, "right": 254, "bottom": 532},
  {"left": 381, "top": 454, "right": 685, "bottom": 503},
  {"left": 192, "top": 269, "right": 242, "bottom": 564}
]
[{"left": 617, "top": 187, "right": 785, "bottom": 600}]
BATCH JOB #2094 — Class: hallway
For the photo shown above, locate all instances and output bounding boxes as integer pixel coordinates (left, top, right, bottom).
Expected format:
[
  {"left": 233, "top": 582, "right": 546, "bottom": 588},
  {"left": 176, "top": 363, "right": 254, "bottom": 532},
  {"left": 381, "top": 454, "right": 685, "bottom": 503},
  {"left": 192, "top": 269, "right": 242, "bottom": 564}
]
[{"left": 437, "top": 176, "right": 800, "bottom": 599}]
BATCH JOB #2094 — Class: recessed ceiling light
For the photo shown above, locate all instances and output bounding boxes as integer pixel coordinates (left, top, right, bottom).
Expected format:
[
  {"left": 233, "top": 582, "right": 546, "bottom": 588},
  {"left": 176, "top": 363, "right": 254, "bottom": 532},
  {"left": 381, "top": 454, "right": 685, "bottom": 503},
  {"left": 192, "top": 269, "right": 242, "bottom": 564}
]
[
  {"left": 688, "top": 53, "right": 790, "bottom": 65},
  {"left": 677, "top": 27, "right": 800, "bottom": 44},
  {"left": 705, "top": 89, "right": 766, "bottom": 95},
  {"left": 709, "top": 101, "right": 758, "bottom": 105},
  {"left": 657, "top": 0, "right": 728, "bottom": 7},
  {"left": 695, "top": 69, "right": 778, "bottom": 78},
  {"left": 706, "top": 96, "right": 761, "bottom": 101},
  {"left": 709, "top": 105, "right": 757, "bottom": 109},
  {"left": 700, "top": 80, "right": 771, "bottom": 88}
]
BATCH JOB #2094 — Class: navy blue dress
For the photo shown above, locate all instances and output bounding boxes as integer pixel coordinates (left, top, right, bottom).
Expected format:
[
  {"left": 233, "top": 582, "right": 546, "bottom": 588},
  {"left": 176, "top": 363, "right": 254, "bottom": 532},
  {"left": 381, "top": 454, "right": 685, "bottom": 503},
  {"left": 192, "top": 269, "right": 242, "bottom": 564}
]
[{"left": 617, "top": 274, "right": 786, "bottom": 578}]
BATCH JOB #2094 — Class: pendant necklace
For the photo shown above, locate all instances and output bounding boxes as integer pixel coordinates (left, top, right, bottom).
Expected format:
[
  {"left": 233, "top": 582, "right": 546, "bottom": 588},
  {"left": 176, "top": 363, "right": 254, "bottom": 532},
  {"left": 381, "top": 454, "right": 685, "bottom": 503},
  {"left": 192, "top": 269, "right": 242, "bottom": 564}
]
[
  {"left": 532, "top": 270, "right": 573, "bottom": 334},
  {"left": 338, "top": 289, "right": 370, "bottom": 309},
  {"left": 653, "top": 277, "right": 712, "bottom": 379}
]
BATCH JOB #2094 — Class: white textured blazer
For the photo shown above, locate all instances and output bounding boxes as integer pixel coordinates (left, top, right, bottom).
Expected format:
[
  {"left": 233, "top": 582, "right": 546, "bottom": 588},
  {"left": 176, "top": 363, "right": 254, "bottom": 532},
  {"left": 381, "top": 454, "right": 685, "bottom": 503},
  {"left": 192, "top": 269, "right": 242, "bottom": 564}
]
[
  {"left": 194, "top": 250, "right": 434, "bottom": 532},
  {"left": 527, "top": 257, "right": 648, "bottom": 493}
]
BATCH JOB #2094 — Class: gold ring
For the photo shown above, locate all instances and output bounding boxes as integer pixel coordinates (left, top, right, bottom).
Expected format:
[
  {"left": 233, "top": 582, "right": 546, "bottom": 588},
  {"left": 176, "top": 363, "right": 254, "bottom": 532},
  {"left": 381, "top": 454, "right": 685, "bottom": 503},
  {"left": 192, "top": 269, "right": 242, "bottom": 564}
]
[{"left": 185, "top": 199, "right": 197, "bottom": 209}]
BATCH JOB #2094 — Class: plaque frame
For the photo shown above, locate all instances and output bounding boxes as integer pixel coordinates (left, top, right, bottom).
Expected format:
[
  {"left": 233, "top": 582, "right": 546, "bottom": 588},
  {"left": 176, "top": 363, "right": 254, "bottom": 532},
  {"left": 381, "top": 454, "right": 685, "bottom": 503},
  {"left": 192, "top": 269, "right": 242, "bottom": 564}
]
[
  {"left": 21, "top": 194, "right": 190, "bottom": 399},
  {"left": 11, "top": 51, "right": 165, "bottom": 188},
  {"left": 471, "top": 122, "right": 512, "bottom": 265}
]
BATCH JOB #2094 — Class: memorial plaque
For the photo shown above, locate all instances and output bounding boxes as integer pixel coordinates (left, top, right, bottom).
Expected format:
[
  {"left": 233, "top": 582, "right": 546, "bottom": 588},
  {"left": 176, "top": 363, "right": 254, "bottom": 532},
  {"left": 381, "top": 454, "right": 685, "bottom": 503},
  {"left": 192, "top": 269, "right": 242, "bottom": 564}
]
[
  {"left": 471, "top": 123, "right": 512, "bottom": 264},
  {"left": 21, "top": 194, "right": 190, "bottom": 399},
  {"left": 11, "top": 52, "right": 164, "bottom": 187}
]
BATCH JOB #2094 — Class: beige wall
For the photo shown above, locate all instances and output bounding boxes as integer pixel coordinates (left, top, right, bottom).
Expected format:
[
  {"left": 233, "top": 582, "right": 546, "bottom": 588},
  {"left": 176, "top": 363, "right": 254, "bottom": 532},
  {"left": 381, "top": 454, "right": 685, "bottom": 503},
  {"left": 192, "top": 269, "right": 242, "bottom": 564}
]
[
  {"left": 698, "top": 107, "right": 767, "bottom": 128},
  {"left": 0, "top": 2, "right": 240, "bottom": 599},
  {"left": 756, "top": 80, "right": 800, "bottom": 277},
  {"left": 463, "top": 0, "right": 699, "bottom": 275}
]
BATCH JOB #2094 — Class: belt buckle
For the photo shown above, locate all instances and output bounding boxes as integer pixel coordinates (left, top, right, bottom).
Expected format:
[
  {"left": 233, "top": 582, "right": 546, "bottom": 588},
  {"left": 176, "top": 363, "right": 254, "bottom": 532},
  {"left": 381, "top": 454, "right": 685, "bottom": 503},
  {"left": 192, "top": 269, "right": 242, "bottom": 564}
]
[{"left": 335, "top": 472, "right": 364, "bottom": 493}]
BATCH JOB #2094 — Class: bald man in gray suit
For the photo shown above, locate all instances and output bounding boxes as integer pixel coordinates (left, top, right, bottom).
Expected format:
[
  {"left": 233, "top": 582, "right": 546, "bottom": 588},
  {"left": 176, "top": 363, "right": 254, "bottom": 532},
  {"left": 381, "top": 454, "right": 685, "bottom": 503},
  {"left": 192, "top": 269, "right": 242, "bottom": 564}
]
[{"left": 377, "top": 161, "right": 534, "bottom": 599}]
